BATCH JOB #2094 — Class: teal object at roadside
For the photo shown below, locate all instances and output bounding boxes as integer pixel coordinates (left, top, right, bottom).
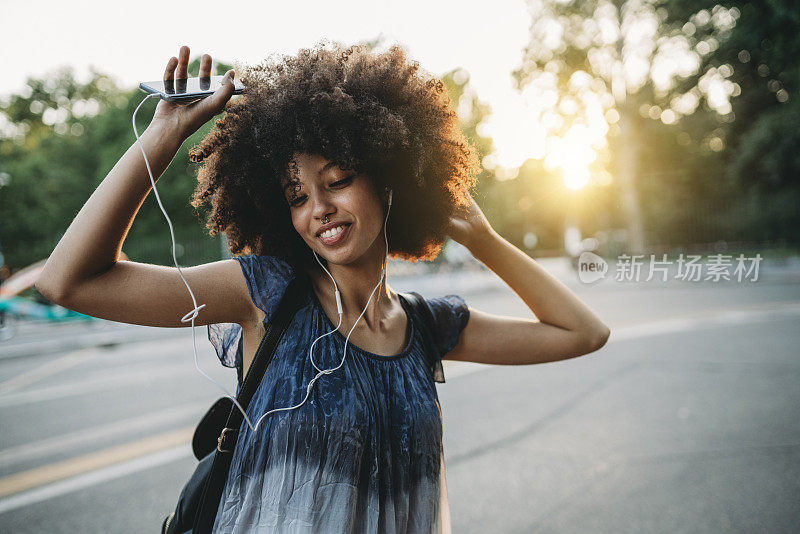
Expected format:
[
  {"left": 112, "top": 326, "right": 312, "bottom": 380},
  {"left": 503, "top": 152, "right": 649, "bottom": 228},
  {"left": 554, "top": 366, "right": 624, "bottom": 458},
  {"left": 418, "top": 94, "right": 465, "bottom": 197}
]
[{"left": 0, "top": 296, "right": 95, "bottom": 321}]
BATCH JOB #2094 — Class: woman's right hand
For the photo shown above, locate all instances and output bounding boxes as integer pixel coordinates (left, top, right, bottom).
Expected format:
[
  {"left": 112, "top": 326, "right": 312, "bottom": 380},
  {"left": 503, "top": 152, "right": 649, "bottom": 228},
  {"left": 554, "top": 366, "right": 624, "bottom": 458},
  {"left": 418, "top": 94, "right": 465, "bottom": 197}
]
[{"left": 149, "top": 45, "right": 237, "bottom": 142}]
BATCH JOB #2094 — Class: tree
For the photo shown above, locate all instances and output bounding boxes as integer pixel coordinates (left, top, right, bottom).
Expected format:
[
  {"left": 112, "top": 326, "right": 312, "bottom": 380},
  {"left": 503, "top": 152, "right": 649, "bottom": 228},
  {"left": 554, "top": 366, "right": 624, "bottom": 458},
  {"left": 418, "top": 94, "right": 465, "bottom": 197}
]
[
  {"left": 0, "top": 57, "right": 232, "bottom": 271},
  {"left": 512, "top": 0, "right": 741, "bottom": 253},
  {"left": 666, "top": 0, "right": 800, "bottom": 192}
]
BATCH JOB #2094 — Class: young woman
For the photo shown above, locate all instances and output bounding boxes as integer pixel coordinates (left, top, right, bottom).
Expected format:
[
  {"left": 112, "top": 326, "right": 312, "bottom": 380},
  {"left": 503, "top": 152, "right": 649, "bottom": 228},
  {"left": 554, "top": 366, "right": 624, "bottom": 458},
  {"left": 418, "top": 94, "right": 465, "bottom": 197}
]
[{"left": 36, "top": 42, "right": 610, "bottom": 533}]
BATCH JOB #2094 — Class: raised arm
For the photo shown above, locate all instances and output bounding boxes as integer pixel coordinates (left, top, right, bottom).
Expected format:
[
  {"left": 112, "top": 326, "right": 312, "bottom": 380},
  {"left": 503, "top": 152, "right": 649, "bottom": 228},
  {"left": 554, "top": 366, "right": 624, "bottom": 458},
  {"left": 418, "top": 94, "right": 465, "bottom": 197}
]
[
  {"left": 34, "top": 46, "right": 254, "bottom": 329},
  {"left": 443, "top": 197, "right": 610, "bottom": 365}
]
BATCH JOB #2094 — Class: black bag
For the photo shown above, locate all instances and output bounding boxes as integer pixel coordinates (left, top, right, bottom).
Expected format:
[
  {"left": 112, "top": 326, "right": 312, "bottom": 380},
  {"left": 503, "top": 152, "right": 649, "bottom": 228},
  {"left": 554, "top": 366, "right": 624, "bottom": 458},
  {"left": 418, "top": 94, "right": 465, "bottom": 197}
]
[
  {"left": 163, "top": 272, "right": 310, "bottom": 534},
  {"left": 161, "top": 281, "right": 440, "bottom": 534}
]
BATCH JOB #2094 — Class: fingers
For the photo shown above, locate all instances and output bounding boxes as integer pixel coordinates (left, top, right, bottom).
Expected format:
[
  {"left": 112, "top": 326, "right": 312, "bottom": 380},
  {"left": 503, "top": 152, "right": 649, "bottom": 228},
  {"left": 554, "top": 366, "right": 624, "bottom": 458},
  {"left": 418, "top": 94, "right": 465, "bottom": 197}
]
[
  {"left": 211, "top": 69, "right": 236, "bottom": 108},
  {"left": 199, "top": 54, "right": 212, "bottom": 78},
  {"left": 163, "top": 56, "right": 178, "bottom": 81},
  {"left": 176, "top": 45, "right": 189, "bottom": 79},
  {"left": 195, "top": 69, "right": 235, "bottom": 116},
  {"left": 166, "top": 47, "right": 211, "bottom": 81}
]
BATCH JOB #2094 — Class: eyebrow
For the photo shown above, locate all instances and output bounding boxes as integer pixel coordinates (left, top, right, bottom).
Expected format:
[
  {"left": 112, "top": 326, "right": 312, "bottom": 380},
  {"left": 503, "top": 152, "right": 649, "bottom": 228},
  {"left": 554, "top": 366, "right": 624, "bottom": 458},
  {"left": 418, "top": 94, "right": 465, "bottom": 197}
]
[
  {"left": 319, "top": 161, "right": 338, "bottom": 175},
  {"left": 282, "top": 161, "right": 341, "bottom": 192}
]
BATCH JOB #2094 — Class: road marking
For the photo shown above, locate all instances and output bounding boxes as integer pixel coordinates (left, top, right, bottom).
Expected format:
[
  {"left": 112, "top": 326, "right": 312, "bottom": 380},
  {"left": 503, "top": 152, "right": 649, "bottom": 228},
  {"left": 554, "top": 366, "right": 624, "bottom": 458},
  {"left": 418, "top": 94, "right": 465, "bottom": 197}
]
[
  {"left": 0, "top": 445, "right": 192, "bottom": 515},
  {"left": 0, "top": 300, "right": 796, "bottom": 512},
  {"left": 0, "top": 348, "right": 99, "bottom": 395},
  {"left": 0, "top": 426, "right": 194, "bottom": 501},
  {"left": 440, "top": 301, "right": 800, "bottom": 379},
  {"left": 0, "top": 401, "right": 207, "bottom": 469},
  {"left": 0, "top": 362, "right": 197, "bottom": 407},
  {"left": 609, "top": 301, "right": 800, "bottom": 343}
]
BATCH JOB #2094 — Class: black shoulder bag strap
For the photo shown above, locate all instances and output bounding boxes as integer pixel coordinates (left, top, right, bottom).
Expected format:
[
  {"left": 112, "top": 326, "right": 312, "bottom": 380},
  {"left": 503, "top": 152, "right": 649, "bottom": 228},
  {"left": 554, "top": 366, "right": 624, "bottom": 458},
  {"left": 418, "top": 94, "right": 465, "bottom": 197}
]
[
  {"left": 192, "top": 271, "right": 310, "bottom": 533},
  {"left": 400, "top": 291, "right": 443, "bottom": 382}
]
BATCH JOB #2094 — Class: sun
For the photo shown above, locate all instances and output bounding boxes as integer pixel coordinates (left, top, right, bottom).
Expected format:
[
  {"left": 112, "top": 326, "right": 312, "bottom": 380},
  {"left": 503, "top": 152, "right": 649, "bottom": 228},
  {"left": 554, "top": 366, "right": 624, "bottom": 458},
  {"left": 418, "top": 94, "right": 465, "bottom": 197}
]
[
  {"left": 544, "top": 123, "right": 606, "bottom": 191},
  {"left": 563, "top": 167, "right": 591, "bottom": 190}
]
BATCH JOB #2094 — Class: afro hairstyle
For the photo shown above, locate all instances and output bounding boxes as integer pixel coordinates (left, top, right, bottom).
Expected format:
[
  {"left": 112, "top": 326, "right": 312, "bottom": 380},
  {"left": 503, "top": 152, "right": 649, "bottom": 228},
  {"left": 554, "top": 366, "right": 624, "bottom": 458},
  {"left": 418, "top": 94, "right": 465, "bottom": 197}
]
[{"left": 189, "top": 39, "right": 482, "bottom": 271}]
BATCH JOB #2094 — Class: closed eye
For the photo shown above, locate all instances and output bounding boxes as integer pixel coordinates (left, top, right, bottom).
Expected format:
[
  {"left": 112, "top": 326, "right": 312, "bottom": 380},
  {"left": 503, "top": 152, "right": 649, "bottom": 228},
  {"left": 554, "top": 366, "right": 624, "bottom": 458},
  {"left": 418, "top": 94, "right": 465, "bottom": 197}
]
[
  {"left": 333, "top": 175, "right": 356, "bottom": 187},
  {"left": 287, "top": 175, "right": 355, "bottom": 207}
]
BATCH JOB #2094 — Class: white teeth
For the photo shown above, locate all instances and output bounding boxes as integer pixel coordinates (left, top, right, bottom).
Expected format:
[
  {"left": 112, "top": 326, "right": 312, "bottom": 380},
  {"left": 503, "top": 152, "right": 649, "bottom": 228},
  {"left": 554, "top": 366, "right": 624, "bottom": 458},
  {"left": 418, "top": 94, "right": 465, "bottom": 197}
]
[{"left": 320, "top": 225, "right": 347, "bottom": 239}]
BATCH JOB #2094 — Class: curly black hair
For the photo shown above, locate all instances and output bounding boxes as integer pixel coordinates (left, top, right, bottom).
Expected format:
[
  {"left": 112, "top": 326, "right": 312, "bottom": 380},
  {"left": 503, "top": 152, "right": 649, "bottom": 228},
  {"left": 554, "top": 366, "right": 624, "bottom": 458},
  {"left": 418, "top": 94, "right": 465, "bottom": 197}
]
[{"left": 189, "top": 39, "right": 481, "bottom": 271}]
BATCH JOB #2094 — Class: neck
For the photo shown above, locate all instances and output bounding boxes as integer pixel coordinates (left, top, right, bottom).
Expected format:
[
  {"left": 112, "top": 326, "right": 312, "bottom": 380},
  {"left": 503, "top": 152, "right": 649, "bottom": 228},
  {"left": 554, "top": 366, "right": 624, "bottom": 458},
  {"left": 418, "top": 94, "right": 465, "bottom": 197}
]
[{"left": 309, "top": 245, "right": 393, "bottom": 329}]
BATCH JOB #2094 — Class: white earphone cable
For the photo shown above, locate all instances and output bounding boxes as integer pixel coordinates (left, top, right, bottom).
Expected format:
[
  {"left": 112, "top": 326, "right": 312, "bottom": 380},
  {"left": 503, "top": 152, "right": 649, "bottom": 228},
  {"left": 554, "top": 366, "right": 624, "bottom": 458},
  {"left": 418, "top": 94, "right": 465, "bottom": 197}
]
[
  {"left": 248, "top": 190, "right": 391, "bottom": 432},
  {"left": 132, "top": 94, "right": 255, "bottom": 432},
  {"left": 132, "top": 93, "right": 393, "bottom": 436}
]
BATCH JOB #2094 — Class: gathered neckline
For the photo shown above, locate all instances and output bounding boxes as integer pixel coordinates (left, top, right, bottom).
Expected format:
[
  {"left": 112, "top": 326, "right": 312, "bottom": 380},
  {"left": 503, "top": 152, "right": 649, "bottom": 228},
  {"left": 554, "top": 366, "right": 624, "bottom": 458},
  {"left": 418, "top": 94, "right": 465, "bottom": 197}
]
[{"left": 307, "top": 284, "right": 416, "bottom": 361}]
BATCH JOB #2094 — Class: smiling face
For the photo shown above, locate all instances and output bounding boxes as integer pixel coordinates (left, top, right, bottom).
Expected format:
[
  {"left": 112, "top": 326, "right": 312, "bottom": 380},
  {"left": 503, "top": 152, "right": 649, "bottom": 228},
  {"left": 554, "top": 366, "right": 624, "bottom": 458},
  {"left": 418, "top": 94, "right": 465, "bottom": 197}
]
[{"left": 280, "top": 153, "right": 388, "bottom": 269}]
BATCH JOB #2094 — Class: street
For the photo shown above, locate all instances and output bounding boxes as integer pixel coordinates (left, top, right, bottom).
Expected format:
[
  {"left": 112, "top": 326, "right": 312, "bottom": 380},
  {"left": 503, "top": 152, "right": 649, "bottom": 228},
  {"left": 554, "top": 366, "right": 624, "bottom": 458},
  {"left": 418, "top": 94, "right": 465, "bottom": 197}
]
[{"left": 1, "top": 260, "right": 799, "bottom": 533}]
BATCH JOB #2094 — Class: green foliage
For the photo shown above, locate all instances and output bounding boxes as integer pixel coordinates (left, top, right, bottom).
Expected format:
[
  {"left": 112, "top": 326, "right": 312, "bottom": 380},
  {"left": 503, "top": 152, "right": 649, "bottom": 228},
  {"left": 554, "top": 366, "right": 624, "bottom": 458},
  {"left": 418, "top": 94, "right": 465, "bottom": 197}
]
[
  {"left": 728, "top": 102, "right": 800, "bottom": 191},
  {"left": 510, "top": 0, "right": 800, "bottom": 249},
  {"left": 4, "top": 12, "right": 796, "bottom": 276},
  {"left": 1, "top": 66, "right": 119, "bottom": 149},
  {"left": 661, "top": 0, "right": 800, "bottom": 190},
  {"left": 0, "top": 58, "right": 233, "bottom": 271}
]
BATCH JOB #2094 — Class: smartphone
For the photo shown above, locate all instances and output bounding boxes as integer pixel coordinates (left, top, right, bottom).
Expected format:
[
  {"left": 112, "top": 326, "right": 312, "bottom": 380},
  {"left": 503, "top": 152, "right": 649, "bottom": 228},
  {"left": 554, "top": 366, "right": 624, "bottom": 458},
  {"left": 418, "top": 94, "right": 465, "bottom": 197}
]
[{"left": 139, "top": 76, "right": 245, "bottom": 102}]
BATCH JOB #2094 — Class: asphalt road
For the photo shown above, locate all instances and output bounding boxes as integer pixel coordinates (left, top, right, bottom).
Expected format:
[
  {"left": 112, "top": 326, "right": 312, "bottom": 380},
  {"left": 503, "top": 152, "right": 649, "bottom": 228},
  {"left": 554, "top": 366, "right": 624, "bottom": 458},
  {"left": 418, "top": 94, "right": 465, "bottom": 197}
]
[{"left": 1, "top": 263, "right": 798, "bottom": 533}]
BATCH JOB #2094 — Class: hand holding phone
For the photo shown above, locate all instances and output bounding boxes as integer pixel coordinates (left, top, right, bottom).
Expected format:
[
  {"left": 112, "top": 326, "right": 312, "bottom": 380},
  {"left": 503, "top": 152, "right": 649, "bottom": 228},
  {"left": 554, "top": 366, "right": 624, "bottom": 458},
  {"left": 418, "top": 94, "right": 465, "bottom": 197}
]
[
  {"left": 144, "top": 46, "right": 241, "bottom": 142},
  {"left": 140, "top": 76, "right": 244, "bottom": 102}
]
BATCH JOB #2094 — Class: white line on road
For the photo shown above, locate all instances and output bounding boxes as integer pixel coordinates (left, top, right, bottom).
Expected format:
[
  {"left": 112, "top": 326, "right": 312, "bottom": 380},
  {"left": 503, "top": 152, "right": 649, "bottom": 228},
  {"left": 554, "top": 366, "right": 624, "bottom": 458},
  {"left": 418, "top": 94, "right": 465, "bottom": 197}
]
[
  {"left": 0, "top": 401, "right": 207, "bottom": 469},
  {"left": 0, "top": 362, "right": 200, "bottom": 407},
  {"left": 0, "top": 348, "right": 100, "bottom": 394},
  {"left": 443, "top": 301, "right": 800, "bottom": 379},
  {"left": 0, "top": 300, "right": 796, "bottom": 512},
  {"left": 0, "top": 445, "right": 192, "bottom": 515},
  {"left": 609, "top": 300, "right": 800, "bottom": 343}
]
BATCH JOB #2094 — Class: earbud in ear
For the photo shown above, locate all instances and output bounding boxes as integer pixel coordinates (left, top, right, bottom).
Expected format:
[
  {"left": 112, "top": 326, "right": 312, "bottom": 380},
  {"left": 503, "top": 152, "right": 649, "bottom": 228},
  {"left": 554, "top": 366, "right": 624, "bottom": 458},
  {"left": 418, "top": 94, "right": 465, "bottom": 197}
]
[{"left": 386, "top": 187, "right": 393, "bottom": 207}]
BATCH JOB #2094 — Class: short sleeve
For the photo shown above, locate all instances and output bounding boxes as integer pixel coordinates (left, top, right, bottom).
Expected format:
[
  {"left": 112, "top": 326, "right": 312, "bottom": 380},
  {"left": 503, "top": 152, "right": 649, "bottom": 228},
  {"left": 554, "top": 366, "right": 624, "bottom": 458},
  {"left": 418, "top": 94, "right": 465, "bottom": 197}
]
[
  {"left": 420, "top": 294, "right": 470, "bottom": 383},
  {"left": 207, "top": 254, "right": 295, "bottom": 372}
]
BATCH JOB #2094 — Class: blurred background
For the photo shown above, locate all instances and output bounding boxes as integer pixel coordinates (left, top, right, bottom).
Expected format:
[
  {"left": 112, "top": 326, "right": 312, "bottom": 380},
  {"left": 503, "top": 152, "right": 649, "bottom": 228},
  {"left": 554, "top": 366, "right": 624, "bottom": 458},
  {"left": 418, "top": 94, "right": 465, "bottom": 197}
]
[{"left": 1, "top": 0, "right": 798, "bottom": 532}]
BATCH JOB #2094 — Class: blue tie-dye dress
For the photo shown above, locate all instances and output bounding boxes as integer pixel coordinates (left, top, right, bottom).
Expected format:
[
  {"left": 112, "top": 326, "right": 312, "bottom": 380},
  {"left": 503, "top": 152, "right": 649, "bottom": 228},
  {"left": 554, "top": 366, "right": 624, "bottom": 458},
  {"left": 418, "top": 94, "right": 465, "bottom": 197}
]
[{"left": 206, "top": 254, "right": 470, "bottom": 533}]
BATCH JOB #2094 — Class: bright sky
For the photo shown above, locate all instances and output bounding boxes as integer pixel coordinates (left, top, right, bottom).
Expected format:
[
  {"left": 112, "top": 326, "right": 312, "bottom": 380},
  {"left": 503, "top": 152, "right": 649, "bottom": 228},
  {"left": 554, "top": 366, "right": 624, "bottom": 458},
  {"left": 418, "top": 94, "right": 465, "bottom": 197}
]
[{"left": 1, "top": 0, "right": 541, "bottom": 169}]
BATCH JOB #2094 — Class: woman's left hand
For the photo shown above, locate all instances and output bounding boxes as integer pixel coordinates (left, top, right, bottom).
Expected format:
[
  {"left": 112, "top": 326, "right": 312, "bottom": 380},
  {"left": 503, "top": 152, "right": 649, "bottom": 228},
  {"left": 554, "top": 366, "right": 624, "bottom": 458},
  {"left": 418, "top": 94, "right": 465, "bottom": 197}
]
[{"left": 444, "top": 195, "right": 494, "bottom": 251}]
